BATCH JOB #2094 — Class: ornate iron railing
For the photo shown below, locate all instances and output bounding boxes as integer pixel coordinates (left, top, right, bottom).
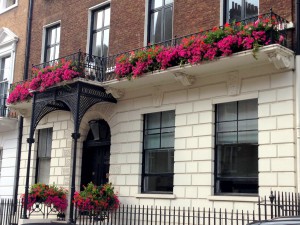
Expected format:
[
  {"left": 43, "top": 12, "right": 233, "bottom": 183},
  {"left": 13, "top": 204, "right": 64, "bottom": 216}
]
[
  {"left": 0, "top": 95, "right": 7, "bottom": 117},
  {"left": 28, "top": 11, "right": 290, "bottom": 84},
  {"left": 1, "top": 191, "right": 300, "bottom": 225}
]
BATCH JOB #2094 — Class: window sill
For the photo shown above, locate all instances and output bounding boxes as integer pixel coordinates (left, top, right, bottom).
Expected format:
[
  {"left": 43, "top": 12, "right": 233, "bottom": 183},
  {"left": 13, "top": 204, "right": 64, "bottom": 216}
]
[
  {"left": 0, "top": 4, "right": 18, "bottom": 15},
  {"left": 135, "top": 193, "right": 176, "bottom": 199},
  {"left": 208, "top": 195, "right": 258, "bottom": 202}
]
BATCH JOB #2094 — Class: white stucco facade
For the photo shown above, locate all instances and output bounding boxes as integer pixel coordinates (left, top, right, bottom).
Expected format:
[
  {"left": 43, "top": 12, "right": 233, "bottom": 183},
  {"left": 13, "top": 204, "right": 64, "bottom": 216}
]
[
  {"left": 16, "top": 45, "right": 297, "bottom": 212},
  {"left": 0, "top": 27, "right": 19, "bottom": 199},
  {"left": 0, "top": 121, "right": 18, "bottom": 198}
]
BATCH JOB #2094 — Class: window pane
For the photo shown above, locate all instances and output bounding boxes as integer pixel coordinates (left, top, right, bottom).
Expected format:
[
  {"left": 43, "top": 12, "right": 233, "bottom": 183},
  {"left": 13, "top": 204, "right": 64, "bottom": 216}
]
[
  {"left": 0, "top": 82, "right": 8, "bottom": 97},
  {"left": 45, "top": 25, "right": 60, "bottom": 62},
  {"left": 47, "top": 28, "right": 56, "bottom": 45},
  {"left": 104, "top": 7, "right": 110, "bottom": 27},
  {"left": 54, "top": 45, "right": 60, "bottom": 59},
  {"left": 145, "top": 112, "right": 160, "bottom": 129},
  {"left": 164, "top": 6, "right": 173, "bottom": 41},
  {"left": 238, "top": 119, "right": 257, "bottom": 131},
  {"left": 145, "top": 150, "right": 174, "bottom": 173},
  {"left": 56, "top": 26, "right": 61, "bottom": 43},
  {"left": 94, "top": 10, "right": 104, "bottom": 29},
  {"left": 38, "top": 129, "right": 47, "bottom": 157},
  {"left": 150, "top": 11, "right": 162, "bottom": 44},
  {"left": 46, "top": 47, "right": 55, "bottom": 62},
  {"left": 217, "top": 121, "right": 237, "bottom": 132},
  {"left": 161, "top": 110, "right": 175, "bottom": 127},
  {"left": 143, "top": 175, "right": 173, "bottom": 192},
  {"left": 245, "top": 0, "right": 258, "bottom": 18},
  {"left": 238, "top": 131, "right": 258, "bottom": 143},
  {"left": 37, "top": 158, "right": 50, "bottom": 184},
  {"left": 216, "top": 178, "right": 258, "bottom": 194},
  {"left": 228, "top": 0, "right": 242, "bottom": 22},
  {"left": 38, "top": 128, "right": 52, "bottom": 157},
  {"left": 217, "top": 145, "right": 258, "bottom": 177},
  {"left": 161, "top": 132, "right": 174, "bottom": 148},
  {"left": 0, "top": 149, "right": 2, "bottom": 175},
  {"left": 217, "top": 101, "right": 237, "bottom": 122},
  {"left": 217, "top": 132, "right": 237, "bottom": 144},
  {"left": 103, "top": 29, "right": 110, "bottom": 57},
  {"left": 165, "top": 0, "right": 173, "bottom": 5},
  {"left": 92, "top": 32, "right": 102, "bottom": 56},
  {"left": 144, "top": 134, "right": 160, "bottom": 149},
  {"left": 151, "top": 0, "right": 163, "bottom": 9},
  {"left": 0, "top": 56, "right": 11, "bottom": 81},
  {"left": 91, "top": 7, "right": 110, "bottom": 56},
  {"left": 5, "top": 0, "right": 16, "bottom": 8},
  {"left": 46, "top": 129, "right": 53, "bottom": 157},
  {"left": 239, "top": 99, "right": 257, "bottom": 120}
]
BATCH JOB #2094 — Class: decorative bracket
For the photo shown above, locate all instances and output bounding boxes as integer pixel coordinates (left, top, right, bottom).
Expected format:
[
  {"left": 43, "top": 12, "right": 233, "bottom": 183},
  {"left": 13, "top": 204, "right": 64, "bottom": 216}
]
[
  {"left": 105, "top": 87, "right": 124, "bottom": 99},
  {"left": 265, "top": 47, "right": 293, "bottom": 70},
  {"left": 172, "top": 72, "right": 195, "bottom": 86},
  {"left": 152, "top": 87, "right": 164, "bottom": 107},
  {"left": 227, "top": 71, "right": 241, "bottom": 96}
]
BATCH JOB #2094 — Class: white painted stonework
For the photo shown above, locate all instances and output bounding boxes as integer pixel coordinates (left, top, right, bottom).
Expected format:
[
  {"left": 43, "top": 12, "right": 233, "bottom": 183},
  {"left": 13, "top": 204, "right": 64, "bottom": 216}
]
[
  {"left": 17, "top": 45, "right": 297, "bottom": 212},
  {"left": 0, "top": 125, "right": 18, "bottom": 198}
]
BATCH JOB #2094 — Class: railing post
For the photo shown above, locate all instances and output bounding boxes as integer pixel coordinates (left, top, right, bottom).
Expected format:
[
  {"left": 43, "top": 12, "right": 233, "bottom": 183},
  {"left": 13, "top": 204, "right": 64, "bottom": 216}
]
[
  {"left": 269, "top": 8, "right": 274, "bottom": 44},
  {"left": 100, "top": 57, "right": 104, "bottom": 82},
  {"left": 77, "top": 49, "right": 82, "bottom": 73},
  {"left": 269, "top": 191, "right": 275, "bottom": 219},
  {"left": 173, "top": 35, "right": 177, "bottom": 47}
]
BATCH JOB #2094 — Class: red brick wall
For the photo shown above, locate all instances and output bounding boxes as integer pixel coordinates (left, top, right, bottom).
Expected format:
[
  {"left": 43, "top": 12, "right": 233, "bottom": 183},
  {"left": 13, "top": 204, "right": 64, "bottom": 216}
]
[
  {"left": 0, "top": 0, "right": 29, "bottom": 83},
  {"left": 174, "top": 0, "right": 220, "bottom": 37},
  {"left": 260, "top": 0, "right": 293, "bottom": 21},
  {"left": 29, "top": 0, "right": 295, "bottom": 69}
]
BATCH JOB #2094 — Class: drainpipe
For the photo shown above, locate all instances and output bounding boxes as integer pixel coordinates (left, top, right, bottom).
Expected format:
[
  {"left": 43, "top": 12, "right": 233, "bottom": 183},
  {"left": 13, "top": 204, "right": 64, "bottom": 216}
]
[
  {"left": 13, "top": 0, "right": 34, "bottom": 205},
  {"left": 296, "top": 0, "right": 300, "bottom": 192}
]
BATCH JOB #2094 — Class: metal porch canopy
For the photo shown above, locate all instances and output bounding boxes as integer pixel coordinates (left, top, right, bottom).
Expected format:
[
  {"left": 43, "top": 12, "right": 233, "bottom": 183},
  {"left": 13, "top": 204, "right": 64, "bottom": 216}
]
[{"left": 22, "top": 80, "right": 117, "bottom": 223}]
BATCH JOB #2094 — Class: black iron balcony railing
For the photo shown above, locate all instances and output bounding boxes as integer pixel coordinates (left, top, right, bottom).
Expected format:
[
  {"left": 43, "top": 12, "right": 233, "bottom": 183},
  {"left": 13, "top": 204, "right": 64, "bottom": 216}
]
[
  {"left": 29, "top": 11, "right": 289, "bottom": 84},
  {"left": 0, "top": 94, "right": 8, "bottom": 117}
]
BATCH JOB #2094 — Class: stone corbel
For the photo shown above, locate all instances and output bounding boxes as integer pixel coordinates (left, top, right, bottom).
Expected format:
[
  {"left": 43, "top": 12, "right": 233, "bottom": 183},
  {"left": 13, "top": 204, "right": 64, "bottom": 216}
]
[
  {"left": 105, "top": 87, "right": 124, "bottom": 99},
  {"left": 152, "top": 87, "right": 164, "bottom": 107},
  {"left": 265, "top": 47, "right": 293, "bottom": 70},
  {"left": 172, "top": 72, "right": 195, "bottom": 86},
  {"left": 227, "top": 71, "right": 241, "bottom": 96},
  {"left": 16, "top": 109, "right": 30, "bottom": 117}
]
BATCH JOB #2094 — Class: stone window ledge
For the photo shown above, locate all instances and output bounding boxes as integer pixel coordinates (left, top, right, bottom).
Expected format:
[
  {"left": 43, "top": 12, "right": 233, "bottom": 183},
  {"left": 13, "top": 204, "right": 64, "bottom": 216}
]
[
  {"left": 208, "top": 195, "right": 258, "bottom": 202},
  {"left": 135, "top": 194, "right": 176, "bottom": 199}
]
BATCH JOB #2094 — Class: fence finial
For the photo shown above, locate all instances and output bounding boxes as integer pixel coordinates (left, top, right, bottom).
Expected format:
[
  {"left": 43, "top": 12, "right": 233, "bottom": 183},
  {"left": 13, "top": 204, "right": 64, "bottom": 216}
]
[{"left": 269, "top": 191, "right": 275, "bottom": 203}]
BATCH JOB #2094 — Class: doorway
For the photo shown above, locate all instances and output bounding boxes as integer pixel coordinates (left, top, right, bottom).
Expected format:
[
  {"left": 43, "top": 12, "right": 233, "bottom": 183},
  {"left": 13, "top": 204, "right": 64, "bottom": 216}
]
[{"left": 80, "top": 119, "right": 110, "bottom": 189}]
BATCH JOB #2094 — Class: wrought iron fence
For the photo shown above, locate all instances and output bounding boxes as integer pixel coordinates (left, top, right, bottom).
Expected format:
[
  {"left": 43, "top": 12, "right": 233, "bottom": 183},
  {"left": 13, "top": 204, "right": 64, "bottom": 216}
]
[
  {"left": 27, "top": 11, "right": 290, "bottom": 85},
  {"left": 1, "top": 191, "right": 300, "bottom": 225}
]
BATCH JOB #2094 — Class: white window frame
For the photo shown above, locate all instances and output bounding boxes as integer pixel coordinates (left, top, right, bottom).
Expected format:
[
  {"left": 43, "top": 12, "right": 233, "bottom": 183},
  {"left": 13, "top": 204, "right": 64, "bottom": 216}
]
[
  {"left": 86, "top": 1, "right": 111, "bottom": 54},
  {"left": 144, "top": 0, "right": 175, "bottom": 46},
  {"left": 40, "top": 21, "right": 61, "bottom": 63},
  {"left": 0, "top": 148, "right": 3, "bottom": 176},
  {"left": 0, "top": 0, "right": 18, "bottom": 14},
  {"left": 0, "top": 27, "right": 18, "bottom": 97}
]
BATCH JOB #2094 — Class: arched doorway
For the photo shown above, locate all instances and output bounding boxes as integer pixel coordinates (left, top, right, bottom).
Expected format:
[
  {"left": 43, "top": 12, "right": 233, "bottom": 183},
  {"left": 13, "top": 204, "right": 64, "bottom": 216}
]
[{"left": 80, "top": 119, "right": 110, "bottom": 188}]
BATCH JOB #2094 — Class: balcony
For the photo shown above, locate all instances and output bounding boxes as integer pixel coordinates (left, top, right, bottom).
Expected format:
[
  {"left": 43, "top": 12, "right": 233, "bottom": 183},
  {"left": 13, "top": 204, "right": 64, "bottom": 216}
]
[
  {"left": 8, "top": 11, "right": 294, "bottom": 109},
  {"left": 0, "top": 95, "right": 18, "bottom": 132}
]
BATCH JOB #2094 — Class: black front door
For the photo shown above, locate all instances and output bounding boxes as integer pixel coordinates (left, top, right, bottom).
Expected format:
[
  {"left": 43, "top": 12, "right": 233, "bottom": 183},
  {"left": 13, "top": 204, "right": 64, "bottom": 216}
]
[
  {"left": 81, "top": 145, "right": 110, "bottom": 188},
  {"left": 80, "top": 119, "right": 111, "bottom": 189}
]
